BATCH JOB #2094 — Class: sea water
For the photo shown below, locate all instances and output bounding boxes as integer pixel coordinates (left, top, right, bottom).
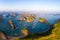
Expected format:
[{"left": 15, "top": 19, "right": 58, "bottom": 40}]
[{"left": 0, "top": 12, "right": 60, "bottom": 37}]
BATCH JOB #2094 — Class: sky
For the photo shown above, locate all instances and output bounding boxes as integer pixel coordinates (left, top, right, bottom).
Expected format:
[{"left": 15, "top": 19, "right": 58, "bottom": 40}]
[{"left": 0, "top": 0, "right": 60, "bottom": 11}]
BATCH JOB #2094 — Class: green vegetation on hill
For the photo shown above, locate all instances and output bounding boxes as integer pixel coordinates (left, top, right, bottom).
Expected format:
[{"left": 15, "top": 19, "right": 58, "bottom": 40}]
[{"left": 16, "top": 23, "right": 60, "bottom": 40}]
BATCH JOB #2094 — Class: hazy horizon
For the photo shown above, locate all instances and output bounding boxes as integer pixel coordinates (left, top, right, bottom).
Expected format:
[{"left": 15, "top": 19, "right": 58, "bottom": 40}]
[{"left": 0, "top": 0, "right": 60, "bottom": 12}]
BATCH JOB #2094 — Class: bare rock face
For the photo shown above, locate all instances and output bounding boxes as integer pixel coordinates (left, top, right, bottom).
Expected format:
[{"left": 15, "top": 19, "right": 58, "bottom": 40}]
[
  {"left": 21, "top": 28, "right": 28, "bottom": 37},
  {"left": 0, "top": 32, "right": 7, "bottom": 40},
  {"left": 0, "top": 12, "right": 55, "bottom": 40}
]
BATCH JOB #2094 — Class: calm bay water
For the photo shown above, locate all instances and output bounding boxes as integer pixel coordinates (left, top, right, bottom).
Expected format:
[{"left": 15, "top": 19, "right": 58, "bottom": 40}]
[{"left": 0, "top": 12, "right": 60, "bottom": 37}]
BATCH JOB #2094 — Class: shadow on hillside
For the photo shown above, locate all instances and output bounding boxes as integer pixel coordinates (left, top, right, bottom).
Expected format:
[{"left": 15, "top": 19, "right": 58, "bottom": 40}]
[{"left": 22, "top": 25, "right": 55, "bottom": 39}]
